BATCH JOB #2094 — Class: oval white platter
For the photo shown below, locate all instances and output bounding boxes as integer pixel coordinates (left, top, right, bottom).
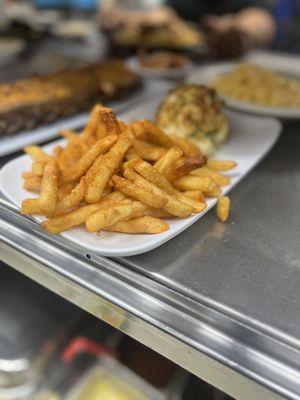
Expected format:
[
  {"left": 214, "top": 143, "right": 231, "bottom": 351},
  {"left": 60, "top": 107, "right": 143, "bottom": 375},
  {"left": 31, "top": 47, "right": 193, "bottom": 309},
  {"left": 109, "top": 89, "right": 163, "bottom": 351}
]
[
  {"left": 0, "top": 97, "right": 281, "bottom": 256},
  {"left": 187, "top": 53, "right": 300, "bottom": 120}
]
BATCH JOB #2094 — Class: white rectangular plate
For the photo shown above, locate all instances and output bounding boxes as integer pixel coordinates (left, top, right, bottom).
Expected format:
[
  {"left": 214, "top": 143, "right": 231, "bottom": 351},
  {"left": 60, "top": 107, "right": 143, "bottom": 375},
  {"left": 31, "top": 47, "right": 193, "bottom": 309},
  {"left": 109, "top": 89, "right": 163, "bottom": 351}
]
[{"left": 0, "top": 99, "right": 281, "bottom": 256}]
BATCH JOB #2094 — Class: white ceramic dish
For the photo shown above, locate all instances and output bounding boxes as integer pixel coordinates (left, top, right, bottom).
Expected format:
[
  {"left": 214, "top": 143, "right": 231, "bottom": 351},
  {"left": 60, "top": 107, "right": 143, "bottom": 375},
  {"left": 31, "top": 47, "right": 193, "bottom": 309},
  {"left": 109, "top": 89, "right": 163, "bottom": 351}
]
[
  {"left": 0, "top": 98, "right": 281, "bottom": 256},
  {"left": 187, "top": 51, "right": 300, "bottom": 119},
  {"left": 126, "top": 56, "right": 193, "bottom": 79},
  {"left": 0, "top": 80, "right": 173, "bottom": 157}
]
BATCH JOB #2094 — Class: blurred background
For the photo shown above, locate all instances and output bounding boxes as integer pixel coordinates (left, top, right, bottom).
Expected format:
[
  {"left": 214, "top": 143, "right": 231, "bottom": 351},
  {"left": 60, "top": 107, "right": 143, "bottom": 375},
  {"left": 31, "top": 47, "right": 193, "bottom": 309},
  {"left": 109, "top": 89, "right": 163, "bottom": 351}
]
[{"left": 0, "top": 0, "right": 299, "bottom": 79}]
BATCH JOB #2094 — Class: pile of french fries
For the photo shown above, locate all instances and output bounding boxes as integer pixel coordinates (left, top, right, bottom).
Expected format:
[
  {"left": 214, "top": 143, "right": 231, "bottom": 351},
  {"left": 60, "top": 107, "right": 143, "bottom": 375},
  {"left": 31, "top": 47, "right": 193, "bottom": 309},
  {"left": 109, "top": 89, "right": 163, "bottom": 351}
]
[{"left": 21, "top": 105, "right": 236, "bottom": 235}]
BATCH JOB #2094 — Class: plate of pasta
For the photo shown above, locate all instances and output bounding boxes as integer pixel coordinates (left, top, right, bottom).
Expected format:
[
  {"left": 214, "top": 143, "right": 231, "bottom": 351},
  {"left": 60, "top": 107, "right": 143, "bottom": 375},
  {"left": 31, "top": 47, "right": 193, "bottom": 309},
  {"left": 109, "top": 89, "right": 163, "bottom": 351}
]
[{"left": 187, "top": 61, "right": 300, "bottom": 119}]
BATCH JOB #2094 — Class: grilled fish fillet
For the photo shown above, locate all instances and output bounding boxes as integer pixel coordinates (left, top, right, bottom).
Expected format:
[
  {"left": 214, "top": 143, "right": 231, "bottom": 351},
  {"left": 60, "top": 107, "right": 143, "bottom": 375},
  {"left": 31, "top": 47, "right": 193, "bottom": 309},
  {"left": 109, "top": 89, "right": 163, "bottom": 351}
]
[{"left": 0, "top": 59, "right": 140, "bottom": 136}]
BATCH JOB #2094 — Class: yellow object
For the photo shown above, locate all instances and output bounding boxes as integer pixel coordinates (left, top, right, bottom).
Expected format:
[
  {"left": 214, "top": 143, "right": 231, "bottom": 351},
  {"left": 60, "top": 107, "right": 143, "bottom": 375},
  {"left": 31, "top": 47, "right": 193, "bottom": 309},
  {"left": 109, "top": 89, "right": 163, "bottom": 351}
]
[
  {"left": 72, "top": 373, "right": 147, "bottom": 400},
  {"left": 212, "top": 64, "right": 300, "bottom": 109}
]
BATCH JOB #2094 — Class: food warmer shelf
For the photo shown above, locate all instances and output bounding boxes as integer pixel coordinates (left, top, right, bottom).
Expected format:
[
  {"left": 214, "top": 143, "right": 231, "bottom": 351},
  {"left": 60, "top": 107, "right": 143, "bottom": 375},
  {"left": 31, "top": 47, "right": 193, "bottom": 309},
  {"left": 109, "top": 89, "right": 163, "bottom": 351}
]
[{"left": 1, "top": 122, "right": 300, "bottom": 400}]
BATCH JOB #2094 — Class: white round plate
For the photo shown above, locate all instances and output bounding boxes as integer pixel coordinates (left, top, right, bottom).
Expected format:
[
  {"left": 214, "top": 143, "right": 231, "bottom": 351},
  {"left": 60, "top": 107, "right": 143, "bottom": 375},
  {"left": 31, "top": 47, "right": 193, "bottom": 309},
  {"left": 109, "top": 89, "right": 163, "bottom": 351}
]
[
  {"left": 186, "top": 61, "right": 300, "bottom": 120},
  {"left": 126, "top": 56, "right": 193, "bottom": 79}
]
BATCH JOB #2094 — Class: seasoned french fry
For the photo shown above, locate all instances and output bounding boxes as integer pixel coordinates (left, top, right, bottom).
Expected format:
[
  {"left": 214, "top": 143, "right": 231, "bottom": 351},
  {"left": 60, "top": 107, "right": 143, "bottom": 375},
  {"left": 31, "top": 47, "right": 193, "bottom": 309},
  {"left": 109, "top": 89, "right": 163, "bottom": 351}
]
[
  {"left": 53, "top": 146, "right": 63, "bottom": 157},
  {"left": 55, "top": 177, "right": 88, "bottom": 215},
  {"left": 60, "top": 130, "right": 89, "bottom": 153},
  {"left": 86, "top": 129, "right": 134, "bottom": 203},
  {"left": 172, "top": 136, "right": 204, "bottom": 158},
  {"left": 184, "top": 190, "right": 206, "bottom": 203},
  {"left": 125, "top": 169, "right": 194, "bottom": 218},
  {"left": 57, "top": 142, "right": 83, "bottom": 170},
  {"left": 105, "top": 216, "right": 169, "bottom": 234},
  {"left": 125, "top": 151, "right": 140, "bottom": 161},
  {"left": 39, "top": 161, "right": 59, "bottom": 215},
  {"left": 21, "top": 198, "right": 41, "bottom": 215},
  {"left": 42, "top": 192, "right": 125, "bottom": 234},
  {"left": 133, "top": 160, "right": 206, "bottom": 212},
  {"left": 81, "top": 104, "right": 102, "bottom": 141},
  {"left": 99, "top": 107, "right": 121, "bottom": 135},
  {"left": 58, "top": 182, "right": 78, "bottom": 201},
  {"left": 23, "top": 176, "right": 42, "bottom": 192},
  {"left": 129, "top": 120, "right": 147, "bottom": 138},
  {"left": 86, "top": 200, "right": 146, "bottom": 232},
  {"left": 141, "top": 120, "right": 174, "bottom": 148},
  {"left": 207, "top": 160, "right": 237, "bottom": 171},
  {"left": 60, "top": 135, "right": 117, "bottom": 183},
  {"left": 96, "top": 124, "right": 107, "bottom": 139},
  {"left": 24, "top": 146, "right": 53, "bottom": 162},
  {"left": 111, "top": 175, "right": 167, "bottom": 209},
  {"left": 133, "top": 144, "right": 166, "bottom": 162},
  {"left": 31, "top": 161, "right": 46, "bottom": 176},
  {"left": 118, "top": 121, "right": 127, "bottom": 132},
  {"left": 190, "top": 167, "right": 230, "bottom": 186},
  {"left": 173, "top": 175, "right": 216, "bottom": 193},
  {"left": 154, "top": 147, "right": 183, "bottom": 174},
  {"left": 22, "top": 172, "right": 40, "bottom": 179},
  {"left": 205, "top": 185, "right": 222, "bottom": 198},
  {"left": 165, "top": 156, "right": 206, "bottom": 182},
  {"left": 217, "top": 196, "right": 230, "bottom": 222}
]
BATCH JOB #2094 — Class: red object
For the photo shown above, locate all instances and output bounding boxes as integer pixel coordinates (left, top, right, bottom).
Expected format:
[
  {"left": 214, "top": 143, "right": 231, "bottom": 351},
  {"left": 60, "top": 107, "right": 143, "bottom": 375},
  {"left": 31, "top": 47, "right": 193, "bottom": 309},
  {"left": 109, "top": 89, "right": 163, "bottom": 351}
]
[{"left": 61, "top": 336, "right": 116, "bottom": 363}]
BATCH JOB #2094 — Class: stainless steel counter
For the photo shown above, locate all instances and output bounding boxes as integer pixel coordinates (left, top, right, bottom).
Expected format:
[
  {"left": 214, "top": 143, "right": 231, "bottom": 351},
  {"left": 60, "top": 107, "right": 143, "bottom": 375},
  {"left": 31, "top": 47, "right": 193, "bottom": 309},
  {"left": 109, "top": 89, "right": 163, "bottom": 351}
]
[{"left": 1, "top": 120, "right": 300, "bottom": 400}]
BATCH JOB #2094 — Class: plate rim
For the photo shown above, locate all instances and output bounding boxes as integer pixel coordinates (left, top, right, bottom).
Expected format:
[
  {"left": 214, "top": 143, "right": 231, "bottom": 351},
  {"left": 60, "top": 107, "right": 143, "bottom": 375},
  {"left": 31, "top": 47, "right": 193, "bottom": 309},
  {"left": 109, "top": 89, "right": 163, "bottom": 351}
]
[{"left": 186, "top": 60, "right": 300, "bottom": 119}]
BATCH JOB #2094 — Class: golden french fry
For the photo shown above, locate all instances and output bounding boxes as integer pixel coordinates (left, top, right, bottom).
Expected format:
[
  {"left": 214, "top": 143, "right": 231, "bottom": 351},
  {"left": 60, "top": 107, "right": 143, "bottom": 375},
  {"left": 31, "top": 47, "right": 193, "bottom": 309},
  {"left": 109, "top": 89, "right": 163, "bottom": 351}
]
[
  {"left": 57, "top": 182, "right": 78, "bottom": 201},
  {"left": 21, "top": 198, "right": 41, "bottom": 215},
  {"left": 129, "top": 120, "right": 147, "bottom": 138},
  {"left": 81, "top": 104, "right": 102, "bottom": 141},
  {"left": 24, "top": 146, "right": 53, "bottom": 162},
  {"left": 154, "top": 147, "right": 183, "bottom": 174},
  {"left": 125, "top": 151, "right": 140, "bottom": 161},
  {"left": 53, "top": 146, "right": 63, "bottom": 157},
  {"left": 190, "top": 167, "right": 230, "bottom": 186},
  {"left": 133, "top": 160, "right": 206, "bottom": 213},
  {"left": 173, "top": 175, "right": 216, "bottom": 193},
  {"left": 39, "top": 161, "right": 59, "bottom": 215},
  {"left": 111, "top": 175, "right": 167, "bottom": 209},
  {"left": 205, "top": 185, "right": 222, "bottom": 198},
  {"left": 42, "top": 192, "right": 125, "bottom": 234},
  {"left": 165, "top": 156, "right": 206, "bottom": 182},
  {"left": 105, "top": 216, "right": 169, "bottom": 234},
  {"left": 86, "top": 129, "right": 134, "bottom": 203},
  {"left": 96, "top": 124, "right": 107, "bottom": 139},
  {"left": 31, "top": 161, "right": 46, "bottom": 176},
  {"left": 125, "top": 169, "right": 194, "bottom": 218},
  {"left": 55, "top": 177, "right": 88, "bottom": 215},
  {"left": 99, "top": 107, "right": 121, "bottom": 136},
  {"left": 60, "top": 135, "right": 117, "bottom": 183},
  {"left": 60, "top": 130, "right": 89, "bottom": 153},
  {"left": 207, "top": 160, "right": 237, "bottom": 171},
  {"left": 184, "top": 190, "right": 206, "bottom": 203},
  {"left": 118, "top": 121, "right": 127, "bottom": 132},
  {"left": 217, "top": 196, "right": 230, "bottom": 222},
  {"left": 172, "top": 136, "right": 203, "bottom": 158},
  {"left": 141, "top": 119, "right": 174, "bottom": 148},
  {"left": 57, "top": 141, "right": 83, "bottom": 170},
  {"left": 22, "top": 171, "right": 40, "bottom": 179},
  {"left": 23, "top": 176, "right": 42, "bottom": 192},
  {"left": 86, "top": 200, "right": 145, "bottom": 232},
  {"left": 133, "top": 144, "right": 166, "bottom": 162}
]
